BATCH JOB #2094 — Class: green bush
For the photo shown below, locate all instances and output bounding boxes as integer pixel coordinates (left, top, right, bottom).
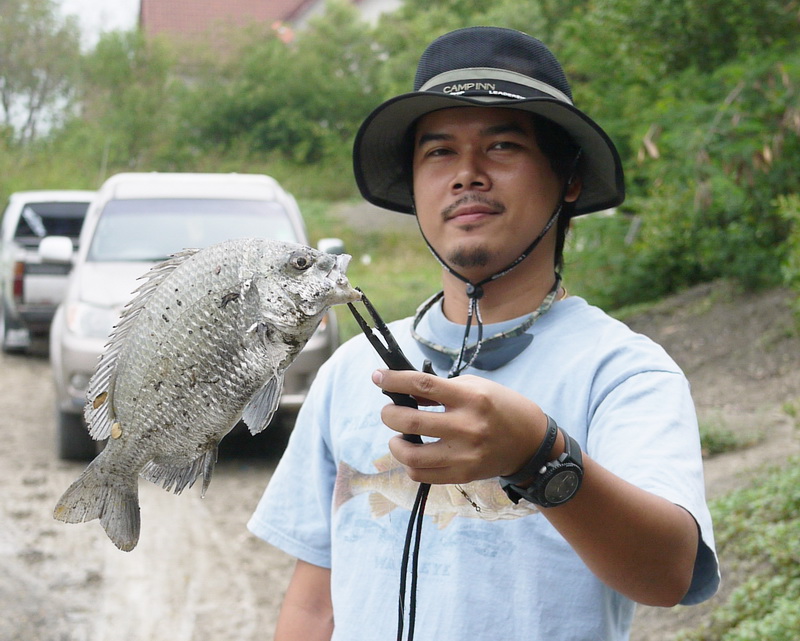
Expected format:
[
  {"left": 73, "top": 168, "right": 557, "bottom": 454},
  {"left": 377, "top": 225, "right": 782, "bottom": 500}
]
[
  {"left": 699, "top": 422, "right": 746, "bottom": 457},
  {"left": 778, "top": 194, "right": 800, "bottom": 327},
  {"left": 677, "top": 458, "right": 800, "bottom": 641}
]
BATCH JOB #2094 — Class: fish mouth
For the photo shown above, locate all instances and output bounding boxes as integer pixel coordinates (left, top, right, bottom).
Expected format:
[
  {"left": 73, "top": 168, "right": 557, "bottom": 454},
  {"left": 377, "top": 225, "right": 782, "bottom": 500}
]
[
  {"left": 333, "top": 253, "right": 351, "bottom": 273},
  {"left": 328, "top": 253, "right": 361, "bottom": 303}
]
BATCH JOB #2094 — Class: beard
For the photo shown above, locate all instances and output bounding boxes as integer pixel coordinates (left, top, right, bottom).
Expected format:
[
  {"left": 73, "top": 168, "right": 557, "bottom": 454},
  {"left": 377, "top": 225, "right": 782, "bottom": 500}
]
[
  {"left": 447, "top": 244, "right": 491, "bottom": 269},
  {"left": 438, "top": 195, "right": 504, "bottom": 269}
]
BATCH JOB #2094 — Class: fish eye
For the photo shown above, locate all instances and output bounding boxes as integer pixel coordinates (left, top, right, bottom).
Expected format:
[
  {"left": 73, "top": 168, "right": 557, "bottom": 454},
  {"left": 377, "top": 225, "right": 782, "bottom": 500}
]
[{"left": 289, "top": 251, "right": 314, "bottom": 271}]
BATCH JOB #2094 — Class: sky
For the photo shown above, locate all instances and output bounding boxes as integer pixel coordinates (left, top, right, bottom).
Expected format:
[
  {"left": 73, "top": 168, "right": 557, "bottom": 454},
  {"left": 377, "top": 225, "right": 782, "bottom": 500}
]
[{"left": 56, "top": 0, "right": 140, "bottom": 48}]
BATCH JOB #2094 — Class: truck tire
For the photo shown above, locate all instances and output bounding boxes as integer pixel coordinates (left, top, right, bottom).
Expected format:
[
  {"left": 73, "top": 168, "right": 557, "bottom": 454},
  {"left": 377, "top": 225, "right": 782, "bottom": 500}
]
[{"left": 57, "top": 410, "right": 96, "bottom": 460}]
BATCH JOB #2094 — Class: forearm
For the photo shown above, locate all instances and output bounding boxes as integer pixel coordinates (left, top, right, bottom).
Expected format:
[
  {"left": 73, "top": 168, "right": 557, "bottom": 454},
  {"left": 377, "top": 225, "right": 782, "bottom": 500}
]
[
  {"left": 373, "top": 370, "right": 702, "bottom": 605},
  {"left": 275, "top": 560, "right": 334, "bottom": 641},
  {"left": 543, "top": 454, "right": 699, "bottom": 607}
]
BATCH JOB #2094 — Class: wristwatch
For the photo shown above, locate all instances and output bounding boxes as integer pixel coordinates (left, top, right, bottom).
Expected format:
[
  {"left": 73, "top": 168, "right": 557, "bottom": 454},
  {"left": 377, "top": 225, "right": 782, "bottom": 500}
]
[
  {"left": 499, "top": 414, "right": 559, "bottom": 486},
  {"left": 501, "top": 426, "right": 584, "bottom": 508}
]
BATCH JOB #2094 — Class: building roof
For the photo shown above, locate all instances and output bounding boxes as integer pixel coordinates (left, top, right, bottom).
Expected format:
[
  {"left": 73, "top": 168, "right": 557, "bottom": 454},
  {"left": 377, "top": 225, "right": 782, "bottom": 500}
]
[{"left": 139, "top": 0, "right": 318, "bottom": 40}]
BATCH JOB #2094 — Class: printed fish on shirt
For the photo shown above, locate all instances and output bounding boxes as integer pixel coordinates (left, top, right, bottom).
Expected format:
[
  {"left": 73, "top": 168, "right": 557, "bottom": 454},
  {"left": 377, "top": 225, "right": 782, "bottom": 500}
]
[{"left": 334, "top": 453, "right": 538, "bottom": 528}]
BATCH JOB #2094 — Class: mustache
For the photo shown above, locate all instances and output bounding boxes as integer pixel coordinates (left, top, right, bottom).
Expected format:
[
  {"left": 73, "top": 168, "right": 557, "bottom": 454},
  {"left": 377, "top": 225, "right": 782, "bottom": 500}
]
[{"left": 441, "top": 195, "right": 506, "bottom": 221}]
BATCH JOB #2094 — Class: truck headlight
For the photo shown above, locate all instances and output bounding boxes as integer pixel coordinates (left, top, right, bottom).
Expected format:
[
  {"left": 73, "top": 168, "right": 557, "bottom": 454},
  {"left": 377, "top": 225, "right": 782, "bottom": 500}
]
[{"left": 65, "top": 302, "right": 119, "bottom": 339}]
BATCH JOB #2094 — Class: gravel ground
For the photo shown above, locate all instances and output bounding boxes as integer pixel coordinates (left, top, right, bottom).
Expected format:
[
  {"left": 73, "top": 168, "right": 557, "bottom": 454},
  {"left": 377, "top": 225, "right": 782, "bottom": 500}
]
[{"left": 0, "top": 280, "right": 798, "bottom": 641}]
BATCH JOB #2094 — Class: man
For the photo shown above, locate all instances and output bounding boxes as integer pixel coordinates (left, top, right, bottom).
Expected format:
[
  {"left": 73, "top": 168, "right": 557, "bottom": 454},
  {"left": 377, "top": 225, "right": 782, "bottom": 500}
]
[{"left": 249, "top": 26, "right": 719, "bottom": 640}]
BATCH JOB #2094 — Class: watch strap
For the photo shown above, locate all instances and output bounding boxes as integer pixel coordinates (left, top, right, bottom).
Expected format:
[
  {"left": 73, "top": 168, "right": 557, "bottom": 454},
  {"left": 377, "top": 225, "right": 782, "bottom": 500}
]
[
  {"left": 500, "top": 414, "right": 559, "bottom": 486},
  {"left": 501, "top": 426, "right": 584, "bottom": 507},
  {"left": 562, "top": 429, "right": 582, "bottom": 466}
]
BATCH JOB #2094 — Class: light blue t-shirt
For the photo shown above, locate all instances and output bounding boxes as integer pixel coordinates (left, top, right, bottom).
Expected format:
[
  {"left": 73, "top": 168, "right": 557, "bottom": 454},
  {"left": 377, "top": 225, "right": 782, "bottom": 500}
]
[{"left": 248, "top": 296, "right": 719, "bottom": 641}]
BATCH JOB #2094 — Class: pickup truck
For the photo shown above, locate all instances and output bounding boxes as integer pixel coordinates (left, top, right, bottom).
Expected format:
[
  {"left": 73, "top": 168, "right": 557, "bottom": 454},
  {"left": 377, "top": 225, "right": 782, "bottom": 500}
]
[{"left": 0, "top": 190, "right": 94, "bottom": 353}]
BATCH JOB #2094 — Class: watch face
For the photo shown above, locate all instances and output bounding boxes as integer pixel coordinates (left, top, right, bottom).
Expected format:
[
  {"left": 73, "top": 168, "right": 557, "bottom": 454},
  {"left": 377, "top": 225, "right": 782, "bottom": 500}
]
[{"left": 544, "top": 469, "right": 580, "bottom": 503}]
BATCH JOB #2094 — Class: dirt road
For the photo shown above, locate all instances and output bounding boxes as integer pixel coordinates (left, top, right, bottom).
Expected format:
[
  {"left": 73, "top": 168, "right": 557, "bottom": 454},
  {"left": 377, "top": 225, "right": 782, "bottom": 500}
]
[
  {"left": 1, "top": 281, "right": 798, "bottom": 640},
  {"left": 0, "top": 346, "right": 294, "bottom": 641}
]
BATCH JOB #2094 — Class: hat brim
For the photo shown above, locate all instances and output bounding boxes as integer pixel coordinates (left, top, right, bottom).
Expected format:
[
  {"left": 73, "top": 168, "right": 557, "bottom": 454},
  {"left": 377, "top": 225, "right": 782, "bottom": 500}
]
[{"left": 353, "top": 92, "right": 624, "bottom": 217}]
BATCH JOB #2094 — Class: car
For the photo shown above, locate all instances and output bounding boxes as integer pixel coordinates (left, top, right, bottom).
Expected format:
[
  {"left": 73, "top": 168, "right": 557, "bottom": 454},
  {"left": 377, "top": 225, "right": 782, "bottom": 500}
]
[
  {"left": 49, "top": 172, "right": 344, "bottom": 459},
  {"left": 0, "top": 190, "right": 94, "bottom": 353}
]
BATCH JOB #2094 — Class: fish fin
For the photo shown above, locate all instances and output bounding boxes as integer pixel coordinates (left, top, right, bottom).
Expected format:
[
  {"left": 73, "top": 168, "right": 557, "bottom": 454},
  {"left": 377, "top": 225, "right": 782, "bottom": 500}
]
[
  {"left": 84, "top": 368, "right": 115, "bottom": 441},
  {"left": 200, "top": 447, "right": 217, "bottom": 498},
  {"left": 369, "top": 493, "right": 398, "bottom": 519},
  {"left": 84, "top": 248, "right": 203, "bottom": 440},
  {"left": 140, "top": 447, "right": 218, "bottom": 497},
  {"left": 373, "top": 453, "right": 400, "bottom": 472},
  {"left": 240, "top": 376, "right": 282, "bottom": 435},
  {"left": 53, "top": 454, "right": 141, "bottom": 552}
]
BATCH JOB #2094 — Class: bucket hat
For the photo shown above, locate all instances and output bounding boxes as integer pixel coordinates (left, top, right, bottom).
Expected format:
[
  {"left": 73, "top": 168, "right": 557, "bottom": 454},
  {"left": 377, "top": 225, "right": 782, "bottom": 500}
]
[{"left": 353, "top": 26, "right": 624, "bottom": 217}]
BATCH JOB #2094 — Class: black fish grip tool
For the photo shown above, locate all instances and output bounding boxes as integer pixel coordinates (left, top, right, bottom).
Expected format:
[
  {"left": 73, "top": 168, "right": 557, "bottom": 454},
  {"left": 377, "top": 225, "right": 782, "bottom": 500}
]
[{"left": 347, "top": 289, "right": 435, "bottom": 442}]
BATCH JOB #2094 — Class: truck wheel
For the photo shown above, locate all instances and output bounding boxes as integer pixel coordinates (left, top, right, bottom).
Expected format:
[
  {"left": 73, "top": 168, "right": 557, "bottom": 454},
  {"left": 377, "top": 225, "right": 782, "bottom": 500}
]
[{"left": 57, "top": 411, "right": 96, "bottom": 460}]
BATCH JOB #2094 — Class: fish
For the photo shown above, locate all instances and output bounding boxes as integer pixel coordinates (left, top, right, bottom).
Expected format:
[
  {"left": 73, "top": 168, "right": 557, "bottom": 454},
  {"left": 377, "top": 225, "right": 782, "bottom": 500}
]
[
  {"left": 334, "top": 454, "right": 539, "bottom": 528},
  {"left": 53, "top": 238, "right": 360, "bottom": 551}
]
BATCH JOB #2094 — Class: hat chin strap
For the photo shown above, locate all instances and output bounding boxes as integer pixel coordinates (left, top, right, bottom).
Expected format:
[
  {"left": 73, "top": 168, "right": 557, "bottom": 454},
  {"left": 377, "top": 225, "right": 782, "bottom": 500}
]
[{"left": 411, "top": 150, "right": 581, "bottom": 377}]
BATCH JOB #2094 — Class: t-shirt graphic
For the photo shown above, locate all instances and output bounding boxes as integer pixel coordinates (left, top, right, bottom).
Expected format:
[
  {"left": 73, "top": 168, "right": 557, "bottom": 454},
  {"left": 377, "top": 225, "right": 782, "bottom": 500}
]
[{"left": 334, "top": 453, "right": 539, "bottom": 528}]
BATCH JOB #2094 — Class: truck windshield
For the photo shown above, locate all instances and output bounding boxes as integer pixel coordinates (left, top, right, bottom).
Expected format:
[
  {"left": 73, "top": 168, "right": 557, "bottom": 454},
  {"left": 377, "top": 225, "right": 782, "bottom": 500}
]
[
  {"left": 14, "top": 202, "right": 89, "bottom": 246},
  {"left": 87, "top": 198, "right": 300, "bottom": 262}
]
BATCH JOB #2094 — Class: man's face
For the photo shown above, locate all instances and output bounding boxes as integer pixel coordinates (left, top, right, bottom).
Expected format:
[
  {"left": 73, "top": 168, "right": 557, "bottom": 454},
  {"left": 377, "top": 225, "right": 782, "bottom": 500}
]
[{"left": 412, "top": 106, "right": 576, "bottom": 282}]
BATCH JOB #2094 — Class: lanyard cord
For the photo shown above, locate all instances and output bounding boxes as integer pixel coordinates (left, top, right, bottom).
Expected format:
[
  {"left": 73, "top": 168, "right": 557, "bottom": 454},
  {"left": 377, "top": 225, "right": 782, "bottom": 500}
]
[
  {"left": 447, "top": 199, "right": 560, "bottom": 376},
  {"left": 397, "top": 483, "right": 430, "bottom": 641},
  {"left": 410, "top": 276, "right": 562, "bottom": 371},
  {"left": 415, "top": 193, "right": 563, "bottom": 377}
]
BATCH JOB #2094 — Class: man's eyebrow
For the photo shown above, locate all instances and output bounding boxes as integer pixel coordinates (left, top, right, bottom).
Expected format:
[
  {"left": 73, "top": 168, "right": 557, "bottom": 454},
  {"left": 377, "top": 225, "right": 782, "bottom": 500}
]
[
  {"left": 416, "top": 131, "right": 453, "bottom": 147},
  {"left": 483, "top": 122, "right": 529, "bottom": 137},
  {"left": 416, "top": 122, "right": 530, "bottom": 147}
]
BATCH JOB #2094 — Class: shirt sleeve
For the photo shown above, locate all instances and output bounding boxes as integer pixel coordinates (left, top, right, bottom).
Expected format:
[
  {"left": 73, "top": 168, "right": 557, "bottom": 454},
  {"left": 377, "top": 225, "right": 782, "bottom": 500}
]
[
  {"left": 587, "top": 368, "right": 720, "bottom": 604},
  {"left": 247, "top": 359, "right": 338, "bottom": 569}
]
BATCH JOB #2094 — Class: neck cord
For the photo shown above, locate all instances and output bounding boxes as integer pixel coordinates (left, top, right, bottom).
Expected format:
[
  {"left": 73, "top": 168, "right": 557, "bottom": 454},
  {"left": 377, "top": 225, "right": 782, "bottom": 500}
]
[
  {"left": 398, "top": 150, "right": 582, "bottom": 641},
  {"left": 414, "top": 181, "right": 568, "bottom": 378},
  {"left": 427, "top": 203, "right": 562, "bottom": 377},
  {"left": 410, "top": 275, "right": 562, "bottom": 374}
]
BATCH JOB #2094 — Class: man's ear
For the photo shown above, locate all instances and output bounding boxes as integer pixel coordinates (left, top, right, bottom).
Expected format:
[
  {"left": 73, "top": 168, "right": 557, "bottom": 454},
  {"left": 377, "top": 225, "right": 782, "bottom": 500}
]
[{"left": 565, "top": 174, "right": 582, "bottom": 203}]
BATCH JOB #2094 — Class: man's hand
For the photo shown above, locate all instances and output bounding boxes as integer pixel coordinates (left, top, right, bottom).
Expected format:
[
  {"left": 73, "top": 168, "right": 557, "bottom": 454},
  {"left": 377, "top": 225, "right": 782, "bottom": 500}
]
[{"left": 371, "top": 368, "right": 550, "bottom": 485}]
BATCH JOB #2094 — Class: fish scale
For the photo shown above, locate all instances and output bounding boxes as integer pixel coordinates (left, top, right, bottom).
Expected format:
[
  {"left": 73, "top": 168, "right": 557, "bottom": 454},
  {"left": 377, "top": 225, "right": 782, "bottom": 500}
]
[{"left": 53, "top": 238, "right": 360, "bottom": 551}]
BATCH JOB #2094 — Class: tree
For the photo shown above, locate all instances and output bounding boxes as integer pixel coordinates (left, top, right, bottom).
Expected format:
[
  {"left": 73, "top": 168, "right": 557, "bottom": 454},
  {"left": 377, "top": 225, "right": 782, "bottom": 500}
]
[
  {"left": 0, "top": 0, "right": 81, "bottom": 143},
  {"left": 80, "top": 30, "right": 178, "bottom": 169},
  {"left": 184, "top": 1, "right": 379, "bottom": 163}
]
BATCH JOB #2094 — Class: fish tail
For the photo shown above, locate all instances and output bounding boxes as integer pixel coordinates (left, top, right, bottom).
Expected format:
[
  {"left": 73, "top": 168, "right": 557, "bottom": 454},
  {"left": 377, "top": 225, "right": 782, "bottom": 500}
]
[
  {"left": 333, "top": 461, "right": 358, "bottom": 510},
  {"left": 53, "top": 456, "right": 141, "bottom": 552}
]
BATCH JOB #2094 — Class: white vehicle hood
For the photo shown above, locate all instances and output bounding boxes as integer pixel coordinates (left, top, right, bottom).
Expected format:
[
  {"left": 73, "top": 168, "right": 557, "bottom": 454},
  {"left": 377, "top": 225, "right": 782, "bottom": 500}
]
[{"left": 76, "top": 261, "right": 158, "bottom": 308}]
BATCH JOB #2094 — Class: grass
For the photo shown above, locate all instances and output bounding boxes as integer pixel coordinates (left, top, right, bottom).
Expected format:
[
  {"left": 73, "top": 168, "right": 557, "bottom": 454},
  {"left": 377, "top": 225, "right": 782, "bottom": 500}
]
[{"left": 699, "top": 421, "right": 750, "bottom": 457}]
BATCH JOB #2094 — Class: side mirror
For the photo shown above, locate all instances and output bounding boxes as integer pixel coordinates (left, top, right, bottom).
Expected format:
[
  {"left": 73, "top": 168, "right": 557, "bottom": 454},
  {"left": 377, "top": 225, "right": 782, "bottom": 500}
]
[
  {"left": 317, "top": 237, "right": 345, "bottom": 255},
  {"left": 39, "top": 236, "right": 74, "bottom": 264}
]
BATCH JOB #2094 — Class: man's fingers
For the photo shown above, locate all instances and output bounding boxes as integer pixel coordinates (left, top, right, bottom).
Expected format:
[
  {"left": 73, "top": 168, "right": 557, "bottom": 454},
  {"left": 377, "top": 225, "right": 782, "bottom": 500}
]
[
  {"left": 380, "top": 402, "right": 429, "bottom": 437},
  {"left": 371, "top": 368, "right": 457, "bottom": 405},
  {"left": 388, "top": 435, "right": 455, "bottom": 483}
]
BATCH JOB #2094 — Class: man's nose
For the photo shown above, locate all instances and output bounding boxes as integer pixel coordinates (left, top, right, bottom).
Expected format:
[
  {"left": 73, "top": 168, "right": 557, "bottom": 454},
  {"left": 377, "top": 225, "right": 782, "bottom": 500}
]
[{"left": 452, "top": 152, "right": 491, "bottom": 192}]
